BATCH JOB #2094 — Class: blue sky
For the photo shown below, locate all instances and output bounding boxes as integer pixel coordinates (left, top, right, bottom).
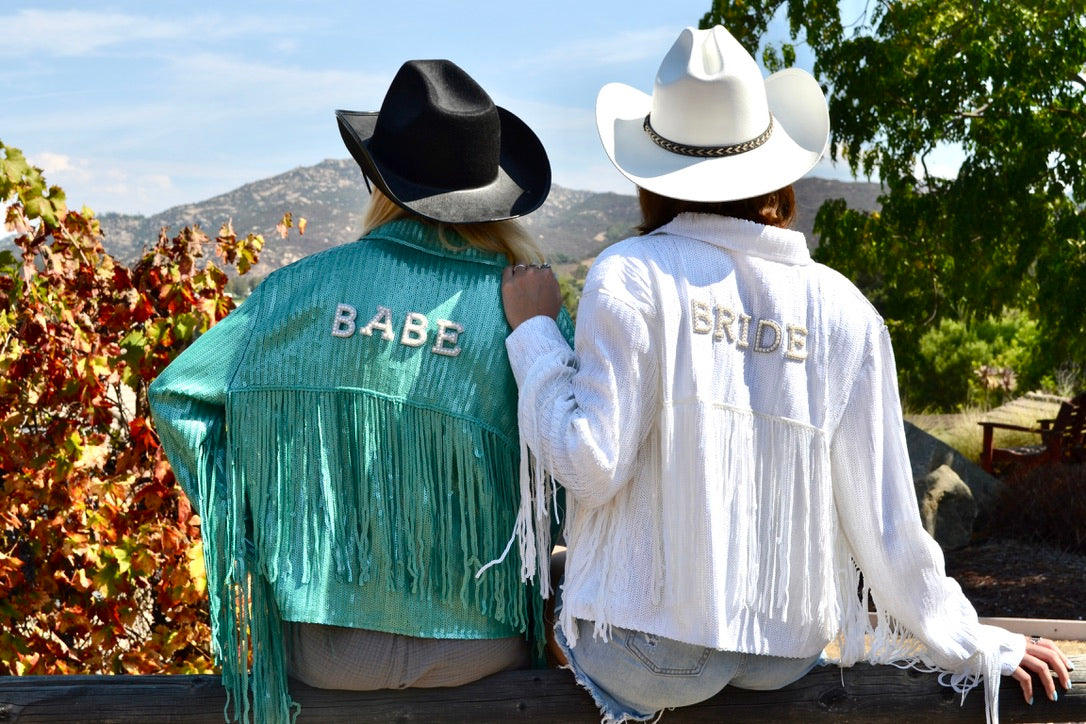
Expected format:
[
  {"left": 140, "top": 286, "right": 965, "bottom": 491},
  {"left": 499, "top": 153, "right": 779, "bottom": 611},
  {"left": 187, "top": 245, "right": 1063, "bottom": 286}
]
[{"left": 3, "top": 1, "right": 866, "bottom": 217}]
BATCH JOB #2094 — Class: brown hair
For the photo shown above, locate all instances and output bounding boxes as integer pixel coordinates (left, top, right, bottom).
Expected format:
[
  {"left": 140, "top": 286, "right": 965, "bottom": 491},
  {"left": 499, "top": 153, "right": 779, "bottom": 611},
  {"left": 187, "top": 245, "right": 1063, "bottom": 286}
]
[
  {"left": 636, "top": 185, "right": 797, "bottom": 235},
  {"left": 361, "top": 188, "right": 545, "bottom": 265}
]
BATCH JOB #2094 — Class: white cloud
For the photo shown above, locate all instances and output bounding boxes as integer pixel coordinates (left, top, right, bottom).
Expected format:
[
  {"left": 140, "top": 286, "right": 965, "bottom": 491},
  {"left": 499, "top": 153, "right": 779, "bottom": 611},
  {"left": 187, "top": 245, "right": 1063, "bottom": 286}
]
[
  {"left": 0, "top": 10, "right": 188, "bottom": 58},
  {"left": 5, "top": 53, "right": 388, "bottom": 179},
  {"left": 5, "top": 99, "right": 195, "bottom": 156},
  {"left": 23, "top": 152, "right": 175, "bottom": 214},
  {"left": 32, "top": 151, "right": 75, "bottom": 174},
  {"left": 0, "top": 9, "right": 303, "bottom": 59},
  {"left": 20, "top": 150, "right": 268, "bottom": 216},
  {"left": 525, "top": 28, "right": 679, "bottom": 70},
  {"left": 168, "top": 53, "right": 389, "bottom": 113}
]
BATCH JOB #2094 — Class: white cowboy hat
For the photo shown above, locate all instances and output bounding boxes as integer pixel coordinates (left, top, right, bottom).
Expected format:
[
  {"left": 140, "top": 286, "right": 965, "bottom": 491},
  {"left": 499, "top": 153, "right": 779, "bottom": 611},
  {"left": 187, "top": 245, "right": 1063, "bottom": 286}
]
[{"left": 596, "top": 25, "right": 830, "bottom": 202}]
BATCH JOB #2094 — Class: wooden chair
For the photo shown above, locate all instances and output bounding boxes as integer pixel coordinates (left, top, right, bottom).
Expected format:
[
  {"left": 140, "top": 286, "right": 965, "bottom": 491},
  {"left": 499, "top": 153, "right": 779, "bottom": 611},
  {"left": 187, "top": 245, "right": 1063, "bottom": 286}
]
[{"left": 978, "top": 392, "right": 1086, "bottom": 476}]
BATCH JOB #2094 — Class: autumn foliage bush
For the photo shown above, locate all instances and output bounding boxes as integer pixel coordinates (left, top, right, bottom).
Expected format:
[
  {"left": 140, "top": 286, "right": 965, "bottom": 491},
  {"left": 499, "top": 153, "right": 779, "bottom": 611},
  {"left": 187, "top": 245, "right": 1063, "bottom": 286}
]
[{"left": 0, "top": 141, "right": 296, "bottom": 674}]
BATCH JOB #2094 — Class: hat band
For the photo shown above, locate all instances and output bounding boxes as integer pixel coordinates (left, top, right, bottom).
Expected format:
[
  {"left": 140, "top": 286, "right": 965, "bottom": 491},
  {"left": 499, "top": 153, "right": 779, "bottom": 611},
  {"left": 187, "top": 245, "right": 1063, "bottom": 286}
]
[{"left": 643, "top": 114, "right": 774, "bottom": 158}]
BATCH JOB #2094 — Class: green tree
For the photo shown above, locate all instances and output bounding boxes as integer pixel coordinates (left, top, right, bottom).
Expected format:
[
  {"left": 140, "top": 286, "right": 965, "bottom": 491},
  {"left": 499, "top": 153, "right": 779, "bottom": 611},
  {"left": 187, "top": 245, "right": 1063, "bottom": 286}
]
[
  {"left": 0, "top": 141, "right": 297, "bottom": 674},
  {"left": 701, "top": 1, "right": 1086, "bottom": 407}
]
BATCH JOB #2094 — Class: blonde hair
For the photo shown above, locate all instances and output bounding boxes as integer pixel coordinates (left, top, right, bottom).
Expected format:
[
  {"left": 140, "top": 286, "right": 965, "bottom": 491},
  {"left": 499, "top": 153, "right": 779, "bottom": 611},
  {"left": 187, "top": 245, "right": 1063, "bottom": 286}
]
[{"left": 360, "top": 188, "right": 545, "bottom": 265}]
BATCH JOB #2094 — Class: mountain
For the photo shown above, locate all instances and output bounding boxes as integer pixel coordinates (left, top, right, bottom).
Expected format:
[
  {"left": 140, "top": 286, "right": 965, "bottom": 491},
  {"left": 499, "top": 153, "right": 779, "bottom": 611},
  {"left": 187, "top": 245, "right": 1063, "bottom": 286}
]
[
  {"left": 97, "top": 159, "right": 371, "bottom": 277},
  {"left": 89, "top": 158, "right": 881, "bottom": 278}
]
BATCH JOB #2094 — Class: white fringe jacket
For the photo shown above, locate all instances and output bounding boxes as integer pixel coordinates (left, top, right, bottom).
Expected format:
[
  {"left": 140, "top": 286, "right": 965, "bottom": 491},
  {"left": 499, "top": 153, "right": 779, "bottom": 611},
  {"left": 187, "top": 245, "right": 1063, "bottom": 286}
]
[{"left": 505, "top": 213, "right": 1023, "bottom": 722}]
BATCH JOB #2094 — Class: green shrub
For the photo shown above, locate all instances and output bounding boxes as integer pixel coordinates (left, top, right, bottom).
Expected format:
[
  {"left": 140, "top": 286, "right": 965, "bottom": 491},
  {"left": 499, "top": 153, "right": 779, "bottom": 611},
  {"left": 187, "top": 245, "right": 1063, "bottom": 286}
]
[{"left": 912, "top": 309, "right": 1042, "bottom": 411}]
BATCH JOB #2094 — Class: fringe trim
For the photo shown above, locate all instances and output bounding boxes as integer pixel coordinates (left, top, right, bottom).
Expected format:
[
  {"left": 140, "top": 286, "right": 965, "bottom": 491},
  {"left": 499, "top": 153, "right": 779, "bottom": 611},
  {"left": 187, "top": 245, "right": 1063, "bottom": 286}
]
[
  {"left": 201, "top": 389, "right": 531, "bottom": 723},
  {"left": 483, "top": 352, "right": 566, "bottom": 600},
  {"left": 557, "top": 405, "right": 839, "bottom": 646},
  {"left": 476, "top": 354, "right": 564, "bottom": 660},
  {"left": 475, "top": 439, "right": 556, "bottom": 663},
  {"left": 476, "top": 443, "right": 557, "bottom": 596},
  {"left": 661, "top": 405, "right": 839, "bottom": 630},
  {"left": 233, "top": 388, "right": 528, "bottom": 627},
  {"left": 195, "top": 418, "right": 301, "bottom": 724},
  {"left": 832, "top": 543, "right": 1002, "bottom": 723}
]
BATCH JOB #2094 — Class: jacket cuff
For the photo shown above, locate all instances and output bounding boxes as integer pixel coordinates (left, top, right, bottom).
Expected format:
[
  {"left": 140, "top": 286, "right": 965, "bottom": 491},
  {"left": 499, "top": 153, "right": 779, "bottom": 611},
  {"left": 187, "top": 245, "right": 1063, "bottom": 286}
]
[
  {"left": 505, "top": 316, "right": 570, "bottom": 385},
  {"left": 982, "top": 624, "right": 1027, "bottom": 676}
]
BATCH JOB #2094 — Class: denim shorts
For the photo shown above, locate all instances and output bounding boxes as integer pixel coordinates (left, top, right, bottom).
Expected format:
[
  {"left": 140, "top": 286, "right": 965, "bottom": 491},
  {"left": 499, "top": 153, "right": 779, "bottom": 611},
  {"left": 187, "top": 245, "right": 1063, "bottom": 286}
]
[{"left": 554, "top": 615, "right": 822, "bottom": 723}]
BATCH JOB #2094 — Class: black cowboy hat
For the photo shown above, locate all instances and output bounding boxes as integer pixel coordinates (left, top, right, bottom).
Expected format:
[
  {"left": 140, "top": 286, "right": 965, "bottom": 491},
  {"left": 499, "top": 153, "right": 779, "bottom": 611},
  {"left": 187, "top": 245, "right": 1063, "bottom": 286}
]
[{"left": 336, "top": 59, "right": 551, "bottom": 224}]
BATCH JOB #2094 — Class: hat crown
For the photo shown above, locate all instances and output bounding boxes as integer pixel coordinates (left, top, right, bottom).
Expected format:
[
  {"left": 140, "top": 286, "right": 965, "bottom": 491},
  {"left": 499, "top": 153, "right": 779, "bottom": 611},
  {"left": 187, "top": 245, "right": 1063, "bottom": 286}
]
[
  {"left": 370, "top": 60, "right": 500, "bottom": 190},
  {"left": 650, "top": 26, "right": 771, "bottom": 148}
]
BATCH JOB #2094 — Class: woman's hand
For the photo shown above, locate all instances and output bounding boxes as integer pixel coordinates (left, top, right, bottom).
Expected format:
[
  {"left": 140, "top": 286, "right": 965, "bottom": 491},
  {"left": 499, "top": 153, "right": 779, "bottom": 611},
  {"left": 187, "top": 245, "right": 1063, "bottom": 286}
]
[
  {"left": 1011, "top": 635, "right": 1074, "bottom": 704},
  {"left": 501, "top": 263, "right": 563, "bottom": 330}
]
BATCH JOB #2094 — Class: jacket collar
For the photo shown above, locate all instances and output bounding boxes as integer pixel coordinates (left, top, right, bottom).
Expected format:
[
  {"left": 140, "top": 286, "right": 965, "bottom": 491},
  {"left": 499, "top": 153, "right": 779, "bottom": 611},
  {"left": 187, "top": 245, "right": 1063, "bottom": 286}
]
[
  {"left": 651, "top": 212, "right": 812, "bottom": 265},
  {"left": 364, "top": 218, "right": 509, "bottom": 269}
]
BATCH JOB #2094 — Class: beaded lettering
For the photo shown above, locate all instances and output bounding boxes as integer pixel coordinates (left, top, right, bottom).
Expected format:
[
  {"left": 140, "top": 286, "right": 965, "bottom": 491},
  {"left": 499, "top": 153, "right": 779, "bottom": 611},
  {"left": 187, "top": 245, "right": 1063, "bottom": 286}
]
[
  {"left": 331, "top": 303, "right": 357, "bottom": 338},
  {"left": 431, "top": 320, "right": 464, "bottom": 357},
  {"left": 691, "top": 299, "right": 807, "bottom": 361},
  {"left": 331, "top": 304, "right": 463, "bottom": 357},
  {"left": 784, "top": 324, "right": 808, "bottom": 361},
  {"left": 401, "top": 312, "right": 428, "bottom": 347},
  {"left": 361, "top": 306, "right": 395, "bottom": 341}
]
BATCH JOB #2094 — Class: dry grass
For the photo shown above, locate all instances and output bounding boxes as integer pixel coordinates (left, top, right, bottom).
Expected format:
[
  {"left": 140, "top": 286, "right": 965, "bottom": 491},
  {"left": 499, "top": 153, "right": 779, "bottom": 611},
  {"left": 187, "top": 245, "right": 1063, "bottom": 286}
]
[
  {"left": 1059, "top": 640, "right": 1086, "bottom": 655},
  {"left": 905, "top": 408, "right": 985, "bottom": 463},
  {"left": 905, "top": 394, "right": 1065, "bottom": 467}
]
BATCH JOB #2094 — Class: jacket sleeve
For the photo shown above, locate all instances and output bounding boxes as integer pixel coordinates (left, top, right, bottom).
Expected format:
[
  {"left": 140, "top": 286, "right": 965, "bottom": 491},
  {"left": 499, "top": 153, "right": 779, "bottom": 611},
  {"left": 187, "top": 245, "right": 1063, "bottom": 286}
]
[
  {"left": 829, "top": 321, "right": 1023, "bottom": 682},
  {"left": 148, "top": 288, "right": 261, "bottom": 507},
  {"left": 505, "top": 257, "right": 658, "bottom": 509}
]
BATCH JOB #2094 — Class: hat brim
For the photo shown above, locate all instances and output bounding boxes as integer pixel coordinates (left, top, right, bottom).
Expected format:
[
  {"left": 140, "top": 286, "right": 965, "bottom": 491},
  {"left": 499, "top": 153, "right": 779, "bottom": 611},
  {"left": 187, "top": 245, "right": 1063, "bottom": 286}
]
[
  {"left": 336, "top": 108, "right": 551, "bottom": 224},
  {"left": 595, "top": 68, "right": 829, "bottom": 202}
]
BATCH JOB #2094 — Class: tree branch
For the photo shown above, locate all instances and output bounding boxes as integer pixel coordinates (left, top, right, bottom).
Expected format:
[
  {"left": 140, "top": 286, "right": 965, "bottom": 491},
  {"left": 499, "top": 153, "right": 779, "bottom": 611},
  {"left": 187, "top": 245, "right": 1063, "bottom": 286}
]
[{"left": 958, "top": 102, "right": 990, "bottom": 118}]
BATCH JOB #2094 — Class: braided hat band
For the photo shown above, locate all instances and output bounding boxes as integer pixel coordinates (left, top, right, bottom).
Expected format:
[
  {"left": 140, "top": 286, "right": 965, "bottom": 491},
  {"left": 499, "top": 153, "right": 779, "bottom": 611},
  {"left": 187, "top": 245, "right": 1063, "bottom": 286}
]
[{"left": 643, "top": 114, "right": 774, "bottom": 158}]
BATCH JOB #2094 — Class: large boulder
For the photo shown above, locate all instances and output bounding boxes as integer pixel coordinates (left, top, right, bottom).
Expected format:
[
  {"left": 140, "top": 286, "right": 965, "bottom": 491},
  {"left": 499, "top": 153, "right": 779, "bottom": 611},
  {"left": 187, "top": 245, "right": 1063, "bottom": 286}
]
[
  {"left": 904, "top": 421, "right": 1005, "bottom": 534},
  {"left": 913, "top": 464, "right": 976, "bottom": 550}
]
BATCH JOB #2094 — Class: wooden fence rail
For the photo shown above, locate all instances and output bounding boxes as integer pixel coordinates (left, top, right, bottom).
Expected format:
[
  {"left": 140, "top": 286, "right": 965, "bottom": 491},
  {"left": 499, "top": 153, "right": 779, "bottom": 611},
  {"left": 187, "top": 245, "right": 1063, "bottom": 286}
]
[{"left": 2, "top": 653, "right": 1084, "bottom": 723}]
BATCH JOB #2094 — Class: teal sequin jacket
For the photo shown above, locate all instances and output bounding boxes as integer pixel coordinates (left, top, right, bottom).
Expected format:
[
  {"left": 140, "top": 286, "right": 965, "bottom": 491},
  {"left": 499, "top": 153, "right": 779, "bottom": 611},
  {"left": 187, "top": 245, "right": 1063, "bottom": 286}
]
[{"left": 149, "top": 219, "right": 571, "bottom": 723}]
